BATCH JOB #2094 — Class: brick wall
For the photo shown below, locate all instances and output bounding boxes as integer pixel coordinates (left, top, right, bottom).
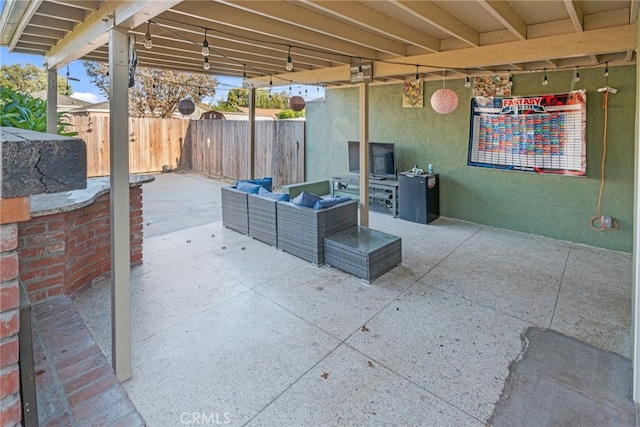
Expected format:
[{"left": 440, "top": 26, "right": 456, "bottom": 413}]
[
  {"left": 0, "top": 197, "right": 31, "bottom": 427},
  {"left": 18, "top": 187, "right": 144, "bottom": 303}
]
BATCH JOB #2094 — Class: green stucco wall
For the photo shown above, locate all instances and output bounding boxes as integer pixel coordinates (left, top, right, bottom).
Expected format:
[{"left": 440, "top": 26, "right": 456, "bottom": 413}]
[{"left": 305, "top": 65, "right": 636, "bottom": 252}]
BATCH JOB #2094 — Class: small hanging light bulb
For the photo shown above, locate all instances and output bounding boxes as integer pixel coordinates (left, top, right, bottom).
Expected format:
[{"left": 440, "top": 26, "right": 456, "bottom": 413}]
[
  {"left": 414, "top": 65, "right": 420, "bottom": 85},
  {"left": 508, "top": 71, "right": 513, "bottom": 87},
  {"left": 604, "top": 62, "right": 609, "bottom": 77},
  {"left": 285, "top": 46, "right": 293, "bottom": 71},
  {"left": 464, "top": 69, "right": 471, "bottom": 88},
  {"left": 198, "top": 87, "right": 202, "bottom": 97},
  {"left": 201, "top": 29, "right": 209, "bottom": 56},
  {"left": 574, "top": 66, "right": 580, "bottom": 82},
  {"left": 542, "top": 68, "right": 548, "bottom": 86},
  {"left": 357, "top": 57, "right": 364, "bottom": 82},
  {"left": 203, "top": 56, "right": 210, "bottom": 70},
  {"left": 144, "top": 21, "right": 152, "bottom": 49}
]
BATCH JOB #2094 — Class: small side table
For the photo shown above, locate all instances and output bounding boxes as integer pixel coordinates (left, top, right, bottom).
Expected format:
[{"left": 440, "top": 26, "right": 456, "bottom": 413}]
[{"left": 324, "top": 226, "right": 402, "bottom": 283}]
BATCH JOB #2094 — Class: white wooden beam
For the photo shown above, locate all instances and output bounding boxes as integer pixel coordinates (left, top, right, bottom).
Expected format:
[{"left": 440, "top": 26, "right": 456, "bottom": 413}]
[
  {"left": 44, "top": 0, "right": 180, "bottom": 69},
  {"left": 391, "top": 0, "right": 480, "bottom": 47},
  {"left": 109, "top": 26, "right": 131, "bottom": 382},
  {"left": 222, "top": 0, "right": 407, "bottom": 57},
  {"left": 477, "top": 0, "right": 526, "bottom": 40},
  {"left": 300, "top": 0, "right": 440, "bottom": 53},
  {"left": 248, "top": 25, "right": 637, "bottom": 87}
]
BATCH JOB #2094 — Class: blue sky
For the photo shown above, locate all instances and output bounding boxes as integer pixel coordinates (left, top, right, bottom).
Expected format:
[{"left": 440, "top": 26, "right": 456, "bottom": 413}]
[{"left": 1, "top": 46, "right": 324, "bottom": 105}]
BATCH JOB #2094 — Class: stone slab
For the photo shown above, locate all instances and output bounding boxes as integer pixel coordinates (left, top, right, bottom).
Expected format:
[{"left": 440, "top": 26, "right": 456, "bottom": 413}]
[{"left": 1, "top": 127, "right": 87, "bottom": 198}]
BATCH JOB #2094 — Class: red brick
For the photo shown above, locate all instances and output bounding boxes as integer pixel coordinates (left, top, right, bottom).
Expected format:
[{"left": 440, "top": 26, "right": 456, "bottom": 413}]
[
  {"left": 0, "top": 252, "right": 18, "bottom": 282},
  {"left": 17, "top": 246, "right": 45, "bottom": 259},
  {"left": 0, "top": 393, "right": 21, "bottom": 426},
  {"left": 71, "top": 387, "right": 128, "bottom": 421},
  {"left": 25, "top": 275, "right": 64, "bottom": 293},
  {"left": 45, "top": 286, "right": 64, "bottom": 299},
  {"left": 45, "top": 217, "right": 67, "bottom": 232},
  {"left": 26, "top": 254, "right": 65, "bottom": 271},
  {"left": 47, "top": 242, "right": 66, "bottom": 253},
  {"left": 0, "top": 280, "right": 19, "bottom": 312},
  {"left": 46, "top": 264, "right": 66, "bottom": 277},
  {"left": 68, "top": 374, "right": 118, "bottom": 407},
  {"left": 63, "top": 364, "right": 115, "bottom": 396},
  {"left": 19, "top": 267, "right": 47, "bottom": 283},
  {"left": 0, "top": 337, "right": 19, "bottom": 367},
  {"left": 27, "top": 231, "right": 64, "bottom": 247},
  {"left": 18, "top": 222, "right": 46, "bottom": 237},
  {"left": 0, "top": 365, "right": 20, "bottom": 399},
  {"left": 0, "top": 197, "right": 30, "bottom": 224},
  {"left": 54, "top": 345, "right": 103, "bottom": 371},
  {"left": 0, "top": 309, "right": 19, "bottom": 338},
  {"left": 0, "top": 224, "right": 18, "bottom": 252},
  {"left": 27, "top": 290, "right": 47, "bottom": 303}
]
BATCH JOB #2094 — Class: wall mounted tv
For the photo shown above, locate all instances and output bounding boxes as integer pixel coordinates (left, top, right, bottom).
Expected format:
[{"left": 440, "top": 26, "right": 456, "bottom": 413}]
[{"left": 348, "top": 141, "right": 396, "bottom": 179}]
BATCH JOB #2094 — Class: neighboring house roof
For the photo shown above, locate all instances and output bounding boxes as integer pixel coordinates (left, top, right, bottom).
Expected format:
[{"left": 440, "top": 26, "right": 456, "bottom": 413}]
[
  {"left": 236, "top": 107, "right": 281, "bottom": 119},
  {"left": 31, "top": 90, "right": 92, "bottom": 112},
  {"left": 67, "top": 101, "right": 211, "bottom": 119}
]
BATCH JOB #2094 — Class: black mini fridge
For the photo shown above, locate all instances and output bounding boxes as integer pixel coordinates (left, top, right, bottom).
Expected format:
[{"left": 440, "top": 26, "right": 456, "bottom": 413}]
[{"left": 398, "top": 172, "right": 439, "bottom": 224}]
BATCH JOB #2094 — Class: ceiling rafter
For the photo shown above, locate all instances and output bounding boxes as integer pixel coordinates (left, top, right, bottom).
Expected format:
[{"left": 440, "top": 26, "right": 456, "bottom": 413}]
[
  {"left": 298, "top": 0, "right": 440, "bottom": 53},
  {"left": 563, "top": 0, "right": 598, "bottom": 65},
  {"left": 390, "top": 0, "right": 480, "bottom": 47},
  {"left": 221, "top": 0, "right": 407, "bottom": 57},
  {"left": 477, "top": 0, "right": 526, "bottom": 40}
]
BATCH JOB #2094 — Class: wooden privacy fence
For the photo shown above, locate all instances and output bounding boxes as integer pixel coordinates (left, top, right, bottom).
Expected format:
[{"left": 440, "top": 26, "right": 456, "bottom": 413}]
[
  {"left": 67, "top": 115, "right": 305, "bottom": 187},
  {"left": 67, "top": 115, "right": 191, "bottom": 176},
  {"left": 188, "top": 120, "right": 305, "bottom": 188}
]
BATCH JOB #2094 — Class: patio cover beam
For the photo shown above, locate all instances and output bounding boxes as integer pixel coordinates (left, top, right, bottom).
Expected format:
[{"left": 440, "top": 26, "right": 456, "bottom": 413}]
[
  {"left": 633, "top": 13, "right": 640, "bottom": 404},
  {"left": 44, "top": 0, "right": 180, "bottom": 70},
  {"left": 247, "top": 24, "right": 637, "bottom": 88}
]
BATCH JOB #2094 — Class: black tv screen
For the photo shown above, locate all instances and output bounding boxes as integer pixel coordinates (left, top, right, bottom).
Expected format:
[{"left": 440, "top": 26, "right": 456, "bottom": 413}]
[{"left": 348, "top": 141, "right": 396, "bottom": 178}]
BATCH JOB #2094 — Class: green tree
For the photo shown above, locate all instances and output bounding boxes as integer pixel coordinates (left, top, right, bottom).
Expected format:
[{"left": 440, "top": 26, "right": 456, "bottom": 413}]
[
  {"left": 209, "top": 99, "right": 239, "bottom": 112},
  {"left": 1, "top": 63, "right": 69, "bottom": 95},
  {"left": 0, "top": 86, "right": 77, "bottom": 136},
  {"left": 83, "top": 61, "right": 217, "bottom": 118},
  {"left": 226, "top": 88, "right": 289, "bottom": 109}
]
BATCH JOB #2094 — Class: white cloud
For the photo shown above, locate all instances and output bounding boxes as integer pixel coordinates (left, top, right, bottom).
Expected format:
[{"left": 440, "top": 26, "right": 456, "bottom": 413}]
[{"left": 71, "top": 92, "right": 100, "bottom": 104}]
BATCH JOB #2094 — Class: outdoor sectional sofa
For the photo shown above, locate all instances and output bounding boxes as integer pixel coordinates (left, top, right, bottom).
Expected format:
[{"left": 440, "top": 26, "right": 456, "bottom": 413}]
[{"left": 221, "top": 185, "right": 358, "bottom": 264}]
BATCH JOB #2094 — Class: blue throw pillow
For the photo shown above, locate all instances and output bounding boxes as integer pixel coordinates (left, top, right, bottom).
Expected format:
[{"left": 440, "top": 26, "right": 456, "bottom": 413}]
[
  {"left": 236, "top": 181, "right": 263, "bottom": 194},
  {"left": 292, "top": 191, "right": 323, "bottom": 208},
  {"left": 313, "top": 197, "right": 351, "bottom": 210},
  {"left": 236, "top": 177, "right": 273, "bottom": 192},
  {"left": 258, "top": 186, "right": 290, "bottom": 201}
]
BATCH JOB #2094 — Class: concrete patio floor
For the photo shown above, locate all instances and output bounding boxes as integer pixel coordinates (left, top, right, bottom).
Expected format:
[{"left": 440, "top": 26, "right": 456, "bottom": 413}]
[{"left": 72, "top": 172, "right": 634, "bottom": 426}]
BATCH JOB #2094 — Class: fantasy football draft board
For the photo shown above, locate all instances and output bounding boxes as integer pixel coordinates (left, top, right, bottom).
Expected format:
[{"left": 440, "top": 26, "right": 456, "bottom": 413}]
[{"left": 468, "top": 91, "right": 586, "bottom": 175}]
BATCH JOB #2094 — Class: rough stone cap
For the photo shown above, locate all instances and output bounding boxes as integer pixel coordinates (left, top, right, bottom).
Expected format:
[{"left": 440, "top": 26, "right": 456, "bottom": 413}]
[{"left": 1, "top": 127, "right": 87, "bottom": 198}]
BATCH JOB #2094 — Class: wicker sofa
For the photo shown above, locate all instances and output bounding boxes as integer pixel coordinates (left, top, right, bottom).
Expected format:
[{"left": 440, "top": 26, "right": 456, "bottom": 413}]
[
  {"left": 222, "top": 185, "right": 358, "bottom": 265},
  {"left": 276, "top": 199, "right": 358, "bottom": 265}
]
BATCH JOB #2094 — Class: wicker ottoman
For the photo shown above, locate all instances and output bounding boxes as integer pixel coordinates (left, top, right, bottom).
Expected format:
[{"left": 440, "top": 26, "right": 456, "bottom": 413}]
[{"left": 324, "top": 226, "right": 402, "bottom": 283}]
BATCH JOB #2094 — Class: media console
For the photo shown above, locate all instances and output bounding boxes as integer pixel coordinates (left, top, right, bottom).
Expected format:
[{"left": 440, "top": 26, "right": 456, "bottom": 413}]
[{"left": 330, "top": 174, "right": 399, "bottom": 217}]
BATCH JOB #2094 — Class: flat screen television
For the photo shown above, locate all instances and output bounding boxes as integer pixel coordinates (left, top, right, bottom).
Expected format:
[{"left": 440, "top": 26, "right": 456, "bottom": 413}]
[{"left": 348, "top": 141, "right": 396, "bottom": 179}]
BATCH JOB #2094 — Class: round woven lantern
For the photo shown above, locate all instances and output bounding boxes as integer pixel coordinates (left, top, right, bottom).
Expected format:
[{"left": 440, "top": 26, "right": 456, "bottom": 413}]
[
  {"left": 289, "top": 95, "right": 306, "bottom": 112},
  {"left": 177, "top": 99, "right": 195, "bottom": 115},
  {"left": 430, "top": 88, "right": 459, "bottom": 114}
]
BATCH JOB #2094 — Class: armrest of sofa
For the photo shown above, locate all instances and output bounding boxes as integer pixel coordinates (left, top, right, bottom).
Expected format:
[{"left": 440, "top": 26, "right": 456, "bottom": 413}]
[{"left": 221, "top": 186, "right": 249, "bottom": 234}]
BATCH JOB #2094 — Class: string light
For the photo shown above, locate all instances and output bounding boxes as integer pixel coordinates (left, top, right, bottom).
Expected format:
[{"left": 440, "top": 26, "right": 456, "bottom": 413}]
[
  {"left": 464, "top": 69, "right": 471, "bottom": 88},
  {"left": 203, "top": 56, "right": 210, "bottom": 70},
  {"left": 604, "top": 62, "right": 609, "bottom": 77},
  {"left": 542, "top": 68, "right": 548, "bottom": 86},
  {"left": 286, "top": 46, "right": 293, "bottom": 71},
  {"left": 201, "top": 29, "right": 209, "bottom": 56},
  {"left": 574, "top": 66, "right": 580, "bottom": 82},
  {"left": 414, "top": 65, "right": 420, "bottom": 85},
  {"left": 508, "top": 71, "right": 513, "bottom": 87},
  {"left": 144, "top": 21, "right": 152, "bottom": 49}
]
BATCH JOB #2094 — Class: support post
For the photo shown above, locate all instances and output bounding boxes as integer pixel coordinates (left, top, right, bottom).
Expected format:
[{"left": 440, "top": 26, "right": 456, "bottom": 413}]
[
  {"left": 359, "top": 82, "right": 370, "bottom": 227},
  {"left": 46, "top": 69, "right": 57, "bottom": 134},
  {"left": 633, "top": 21, "right": 640, "bottom": 403},
  {"left": 248, "top": 88, "right": 256, "bottom": 179},
  {"left": 109, "top": 27, "right": 131, "bottom": 382}
]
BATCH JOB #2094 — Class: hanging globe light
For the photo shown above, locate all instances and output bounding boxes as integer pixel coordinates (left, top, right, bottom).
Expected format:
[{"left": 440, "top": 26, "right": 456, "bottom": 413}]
[
  {"left": 289, "top": 95, "right": 305, "bottom": 112},
  {"left": 430, "top": 88, "right": 459, "bottom": 114}
]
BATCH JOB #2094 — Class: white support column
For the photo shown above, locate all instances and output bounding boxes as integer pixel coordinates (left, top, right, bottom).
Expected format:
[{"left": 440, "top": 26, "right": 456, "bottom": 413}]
[
  {"left": 359, "top": 81, "right": 370, "bottom": 227},
  {"left": 46, "top": 69, "right": 57, "bottom": 134},
  {"left": 248, "top": 88, "right": 256, "bottom": 179},
  {"left": 633, "top": 22, "right": 640, "bottom": 403},
  {"left": 109, "top": 27, "right": 132, "bottom": 382}
]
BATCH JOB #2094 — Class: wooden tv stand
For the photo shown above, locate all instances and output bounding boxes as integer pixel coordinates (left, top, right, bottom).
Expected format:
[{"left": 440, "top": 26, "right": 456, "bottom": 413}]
[{"left": 330, "top": 174, "right": 399, "bottom": 217}]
